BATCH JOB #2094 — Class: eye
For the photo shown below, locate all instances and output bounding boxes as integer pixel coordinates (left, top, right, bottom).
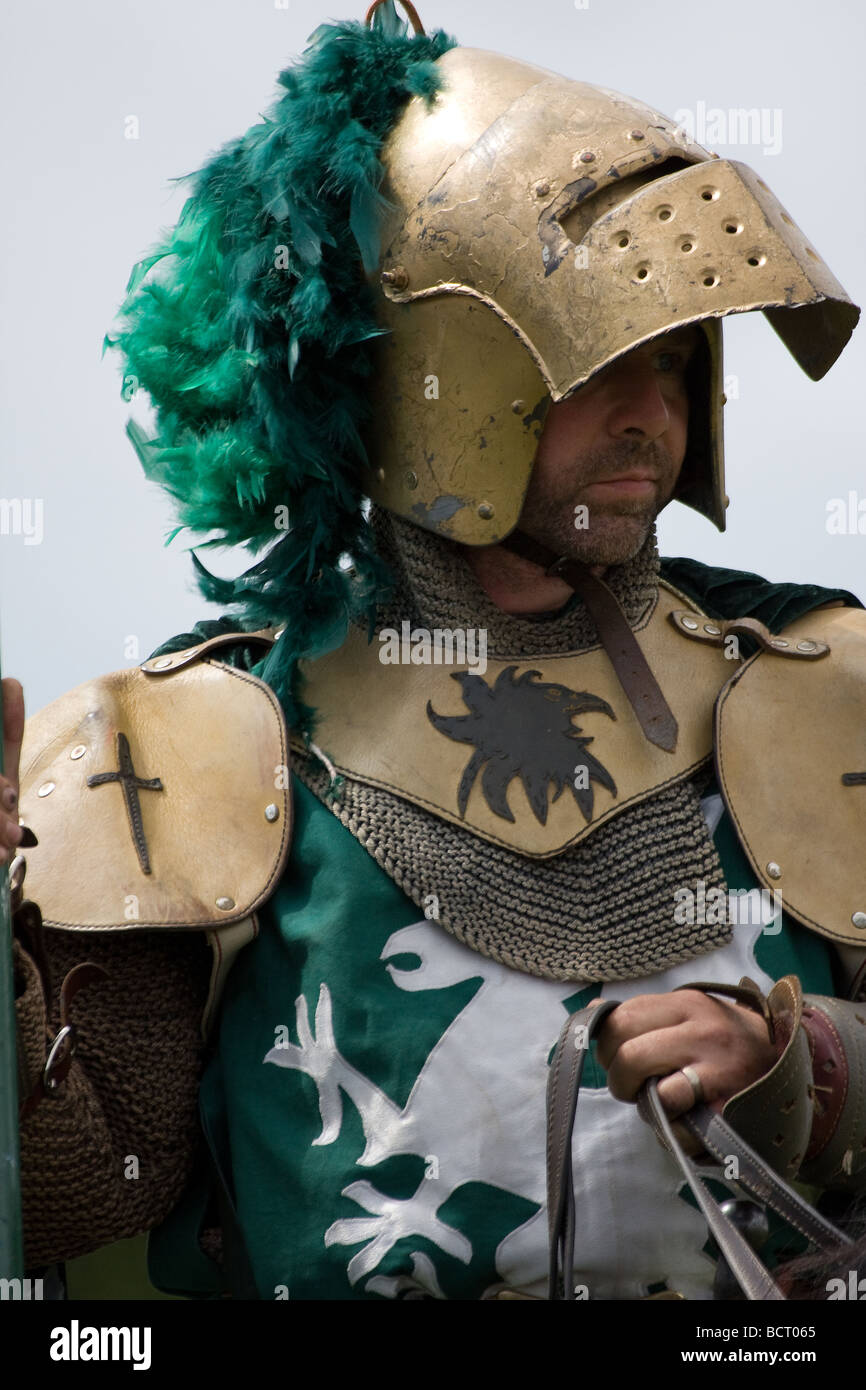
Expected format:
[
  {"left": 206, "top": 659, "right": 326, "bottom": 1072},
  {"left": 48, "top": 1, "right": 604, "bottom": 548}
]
[{"left": 652, "top": 350, "right": 686, "bottom": 374}]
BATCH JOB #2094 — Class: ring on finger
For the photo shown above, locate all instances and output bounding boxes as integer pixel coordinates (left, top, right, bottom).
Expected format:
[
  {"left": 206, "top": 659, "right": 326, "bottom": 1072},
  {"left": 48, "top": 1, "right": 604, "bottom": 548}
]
[{"left": 678, "top": 1064, "right": 705, "bottom": 1107}]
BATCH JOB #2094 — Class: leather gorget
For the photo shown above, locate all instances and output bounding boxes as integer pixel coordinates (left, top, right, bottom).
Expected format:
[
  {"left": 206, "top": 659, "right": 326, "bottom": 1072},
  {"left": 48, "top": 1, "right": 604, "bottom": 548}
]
[{"left": 292, "top": 506, "right": 730, "bottom": 982}]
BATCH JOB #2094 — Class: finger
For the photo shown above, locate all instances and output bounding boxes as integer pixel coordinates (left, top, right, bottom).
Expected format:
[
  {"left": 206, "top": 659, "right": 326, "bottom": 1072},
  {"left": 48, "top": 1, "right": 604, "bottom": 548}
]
[
  {"left": 603, "top": 1023, "right": 712, "bottom": 1103},
  {"left": 595, "top": 996, "right": 699, "bottom": 1073},
  {"left": 647, "top": 1113, "right": 707, "bottom": 1158},
  {"left": 0, "top": 812, "right": 24, "bottom": 862},
  {"left": 668, "top": 1118, "right": 707, "bottom": 1157},
  {"left": 654, "top": 1068, "right": 707, "bottom": 1120},
  {"left": 1, "top": 679, "right": 25, "bottom": 794}
]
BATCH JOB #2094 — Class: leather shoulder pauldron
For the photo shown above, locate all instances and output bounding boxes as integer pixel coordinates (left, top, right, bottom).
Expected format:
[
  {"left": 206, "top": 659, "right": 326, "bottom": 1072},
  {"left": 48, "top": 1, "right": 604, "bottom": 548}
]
[
  {"left": 714, "top": 604, "right": 866, "bottom": 949},
  {"left": 18, "top": 633, "right": 291, "bottom": 934}
]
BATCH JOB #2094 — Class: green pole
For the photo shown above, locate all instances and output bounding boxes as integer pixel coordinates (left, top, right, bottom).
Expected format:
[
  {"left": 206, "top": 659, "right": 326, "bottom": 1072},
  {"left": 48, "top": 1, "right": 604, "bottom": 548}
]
[{"left": 0, "top": 669, "right": 23, "bottom": 1280}]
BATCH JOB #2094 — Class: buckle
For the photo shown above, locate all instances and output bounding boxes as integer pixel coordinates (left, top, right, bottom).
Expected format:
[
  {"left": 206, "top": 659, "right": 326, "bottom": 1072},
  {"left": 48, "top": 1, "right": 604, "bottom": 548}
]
[{"left": 43, "top": 1023, "right": 76, "bottom": 1094}]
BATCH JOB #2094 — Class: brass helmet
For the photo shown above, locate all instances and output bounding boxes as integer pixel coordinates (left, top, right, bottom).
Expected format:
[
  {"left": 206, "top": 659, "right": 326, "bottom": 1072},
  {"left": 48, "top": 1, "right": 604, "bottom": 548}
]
[{"left": 362, "top": 43, "right": 859, "bottom": 542}]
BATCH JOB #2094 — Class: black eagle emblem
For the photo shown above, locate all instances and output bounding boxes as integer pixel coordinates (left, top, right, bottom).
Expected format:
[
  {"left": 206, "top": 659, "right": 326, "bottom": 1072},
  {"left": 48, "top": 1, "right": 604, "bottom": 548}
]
[{"left": 426, "top": 666, "right": 617, "bottom": 826}]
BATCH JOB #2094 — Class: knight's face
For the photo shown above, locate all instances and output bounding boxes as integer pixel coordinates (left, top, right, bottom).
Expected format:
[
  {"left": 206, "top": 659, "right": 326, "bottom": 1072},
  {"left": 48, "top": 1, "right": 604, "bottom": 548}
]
[{"left": 518, "top": 324, "right": 701, "bottom": 568}]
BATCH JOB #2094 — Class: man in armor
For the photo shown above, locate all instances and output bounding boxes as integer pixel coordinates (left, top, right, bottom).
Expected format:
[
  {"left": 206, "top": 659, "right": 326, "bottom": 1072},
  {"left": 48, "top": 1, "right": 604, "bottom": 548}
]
[{"left": 6, "top": 3, "right": 865, "bottom": 1299}]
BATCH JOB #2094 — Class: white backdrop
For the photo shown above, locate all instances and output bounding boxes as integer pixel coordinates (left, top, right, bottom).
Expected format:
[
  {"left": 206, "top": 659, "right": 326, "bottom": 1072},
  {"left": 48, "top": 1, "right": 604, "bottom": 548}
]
[{"left": 2, "top": 0, "right": 864, "bottom": 713}]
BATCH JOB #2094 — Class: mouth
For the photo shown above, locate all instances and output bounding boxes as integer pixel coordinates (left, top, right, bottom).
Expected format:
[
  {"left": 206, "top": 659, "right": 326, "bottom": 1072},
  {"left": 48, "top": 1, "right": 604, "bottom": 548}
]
[{"left": 583, "top": 473, "right": 658, "bottom": 498}]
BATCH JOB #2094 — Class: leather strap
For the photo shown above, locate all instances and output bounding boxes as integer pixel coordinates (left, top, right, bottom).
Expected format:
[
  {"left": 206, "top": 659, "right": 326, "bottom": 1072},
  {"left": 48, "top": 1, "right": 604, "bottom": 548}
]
[
  {"left": 677, "top": 1105, "right": 851, "bottom": 1252},
  {"left": 498, "top": 530, "right": 679, "bottom": 752},
  {"left": 19, "top": 958, "right": 109, "bottom": 1120},
  {"left": 846, "top": 956, "right": 866, "bottom": 1003},
  {"left": 140, "top": 626, "right": 280, "bottom": 675},
  {"left": 636, "top": 1083, "right": 786, "bottom": 1300},
  {"left": 670, "top": 611, "right": 830, "bottom": 661},
  {"left": 546, "top": 999, "right": 619, "bottom": 1299}
]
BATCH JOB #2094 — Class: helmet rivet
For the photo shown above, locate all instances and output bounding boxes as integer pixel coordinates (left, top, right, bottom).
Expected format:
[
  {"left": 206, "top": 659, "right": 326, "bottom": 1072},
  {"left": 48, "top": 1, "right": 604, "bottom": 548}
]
[
  {"left": 703, "top": 623, "right": 721, "bottom": 636},
  {"left": 510, "top": 400, "right": 526, "bottom": 414},
  {"left": 381, "top": 266, "right": 409, "bottom": 290},
  {"left": 628, "top": 129, "right": 645, "bottom": 140},
  {"left": 216, "top": 896, "right": 236, "bottom": 911},
  {"left": 852, "top": 912, "right": 866, "bottom": 930},
  {"left": 404, "top": 470, "right": 418, "bottom": 490},
  {"left": 578, "top": 149, "right": 596, "bottom": 163},
  {"left": 534, "top": 180, "right": 550, "bottom": 197},
  {"left": 264, "top": 804, "right": 280, "bottom": 823},
  {"left": 770, "top": 638, "right": 789, "bottom": 649},
  {"left": 766, "top": 862, "right": 782, "bottom": 880},
  {"left": 796, "top": 639, "right": 817, "bottom": 652},
  {"left": 681, "top": 616, "right": 700, "bottom": 630},
  {"left": 477, "top": 502, "right": 494, "bottom": 520}
]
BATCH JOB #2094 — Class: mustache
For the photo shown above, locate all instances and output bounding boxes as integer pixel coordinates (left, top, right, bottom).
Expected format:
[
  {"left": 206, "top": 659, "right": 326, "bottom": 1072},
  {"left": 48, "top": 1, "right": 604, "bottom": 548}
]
[{"left": 577, "top": 440, "right": 674, "bottom": 480}]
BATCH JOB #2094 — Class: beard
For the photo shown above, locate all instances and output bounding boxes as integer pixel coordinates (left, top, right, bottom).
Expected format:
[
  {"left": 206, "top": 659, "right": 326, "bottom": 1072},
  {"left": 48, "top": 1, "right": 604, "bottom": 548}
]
[{"left": 517, "top": 439, "right": 677, "bottom": 568}]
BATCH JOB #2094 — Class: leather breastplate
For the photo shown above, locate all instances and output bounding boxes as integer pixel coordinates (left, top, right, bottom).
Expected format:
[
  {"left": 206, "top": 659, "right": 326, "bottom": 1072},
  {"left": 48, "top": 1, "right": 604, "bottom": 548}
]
[{"left": 291, "top": 580, "right": 731, "bottom": 858}]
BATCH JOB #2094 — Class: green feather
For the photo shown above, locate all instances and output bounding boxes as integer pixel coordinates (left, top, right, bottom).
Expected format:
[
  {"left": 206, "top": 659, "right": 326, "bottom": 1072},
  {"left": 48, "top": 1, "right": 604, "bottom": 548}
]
[{"left": 106, "top": 14, "right": 458, "bottom": 732}]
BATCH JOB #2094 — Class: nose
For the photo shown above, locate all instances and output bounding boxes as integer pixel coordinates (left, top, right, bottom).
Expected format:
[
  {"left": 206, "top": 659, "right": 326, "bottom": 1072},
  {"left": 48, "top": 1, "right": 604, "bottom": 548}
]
[{"left": 603, "top": 359, "right": 672, "bottom": 445}]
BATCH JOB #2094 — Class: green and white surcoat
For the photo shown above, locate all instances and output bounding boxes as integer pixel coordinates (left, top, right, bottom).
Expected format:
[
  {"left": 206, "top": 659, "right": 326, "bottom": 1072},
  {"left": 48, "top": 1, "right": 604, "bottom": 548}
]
[{"left": 151, "top": 772, "right": 835, "bottom": 1302}]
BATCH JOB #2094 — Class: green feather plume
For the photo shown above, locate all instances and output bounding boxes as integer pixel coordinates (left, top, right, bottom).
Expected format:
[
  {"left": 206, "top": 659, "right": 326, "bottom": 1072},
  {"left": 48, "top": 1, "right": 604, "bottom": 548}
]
[{"left": 104, "top": 6, "right": 458, "bottom": 733}]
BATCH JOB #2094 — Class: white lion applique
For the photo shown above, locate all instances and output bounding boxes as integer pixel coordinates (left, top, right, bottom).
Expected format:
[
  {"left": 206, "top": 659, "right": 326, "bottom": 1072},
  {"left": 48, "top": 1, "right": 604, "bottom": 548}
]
[{"left": 264, "top": 887, "right": 779, "bottom": 1300}]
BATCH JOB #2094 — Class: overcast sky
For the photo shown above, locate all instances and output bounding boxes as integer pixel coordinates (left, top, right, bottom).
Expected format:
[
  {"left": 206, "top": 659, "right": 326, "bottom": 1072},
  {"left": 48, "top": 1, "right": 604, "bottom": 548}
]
[{"left": 2, "top": 0, "right": 863, "bottom": 714}]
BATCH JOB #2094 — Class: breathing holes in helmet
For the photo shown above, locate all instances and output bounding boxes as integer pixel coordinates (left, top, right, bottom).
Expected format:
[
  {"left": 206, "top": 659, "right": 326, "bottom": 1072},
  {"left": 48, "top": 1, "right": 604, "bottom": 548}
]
[
  {"left": 656, "top": 206, "right": 674, "bottom": 222},
  {"left": 702, "top": 272, "right": 720, "bottom": 287},
  {"left": 700, "top": 187, "right": 719, "bottom": 201},
  {"left": 724, "top": 221, "right": 743, "bottom": 235},
  {"left": 746, "top": 253, "right": 767, "bottom": 268}
]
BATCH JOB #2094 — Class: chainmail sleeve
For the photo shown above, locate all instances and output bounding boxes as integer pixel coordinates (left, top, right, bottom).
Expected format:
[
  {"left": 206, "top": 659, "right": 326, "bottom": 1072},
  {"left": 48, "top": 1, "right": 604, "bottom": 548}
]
[{"left": 15, "top": 923, "right": 212, "bottom": 1269}]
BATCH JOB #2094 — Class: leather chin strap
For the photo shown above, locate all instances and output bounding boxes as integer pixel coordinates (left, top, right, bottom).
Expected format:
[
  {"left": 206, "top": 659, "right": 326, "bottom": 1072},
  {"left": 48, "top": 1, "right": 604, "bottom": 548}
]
[
  {"left": 546, "top": 999, "right": 853, "bottom": 1302},
  {"left": 497, "top": 530, "right": 679, "bottom": 753}
]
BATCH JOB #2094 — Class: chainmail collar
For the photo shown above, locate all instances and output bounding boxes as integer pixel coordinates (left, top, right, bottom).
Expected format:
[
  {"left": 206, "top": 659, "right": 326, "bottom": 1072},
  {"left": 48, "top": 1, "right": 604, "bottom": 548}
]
[{"left": 366, "top": 503, "right": 661, "bottom": 656}]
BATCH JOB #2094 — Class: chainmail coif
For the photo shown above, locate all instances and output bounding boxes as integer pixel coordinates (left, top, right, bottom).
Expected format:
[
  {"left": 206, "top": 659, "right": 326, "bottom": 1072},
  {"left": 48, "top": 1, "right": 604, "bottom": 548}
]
[{"left": 293, "top": 505, "right": 730, "bottom": 982}]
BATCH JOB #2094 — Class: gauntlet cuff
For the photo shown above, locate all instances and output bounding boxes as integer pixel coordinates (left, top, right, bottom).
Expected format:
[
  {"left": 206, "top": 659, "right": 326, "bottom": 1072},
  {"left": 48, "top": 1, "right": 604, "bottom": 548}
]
[
  {"left": 797, "top": 994, "right": 866, "bottom": 1193},
  {"left": 719, "top": 975, "right": 814, "bottom": 1183}
]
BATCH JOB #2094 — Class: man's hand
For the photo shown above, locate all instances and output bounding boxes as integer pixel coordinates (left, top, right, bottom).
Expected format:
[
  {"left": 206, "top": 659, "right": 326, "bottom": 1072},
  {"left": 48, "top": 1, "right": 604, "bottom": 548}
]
[
  {"left": 0, "top": 677, "right": 25, "bottom": 865},
  {"left": 592, "top": 988, "right": 780, "bottom": 1120}
]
